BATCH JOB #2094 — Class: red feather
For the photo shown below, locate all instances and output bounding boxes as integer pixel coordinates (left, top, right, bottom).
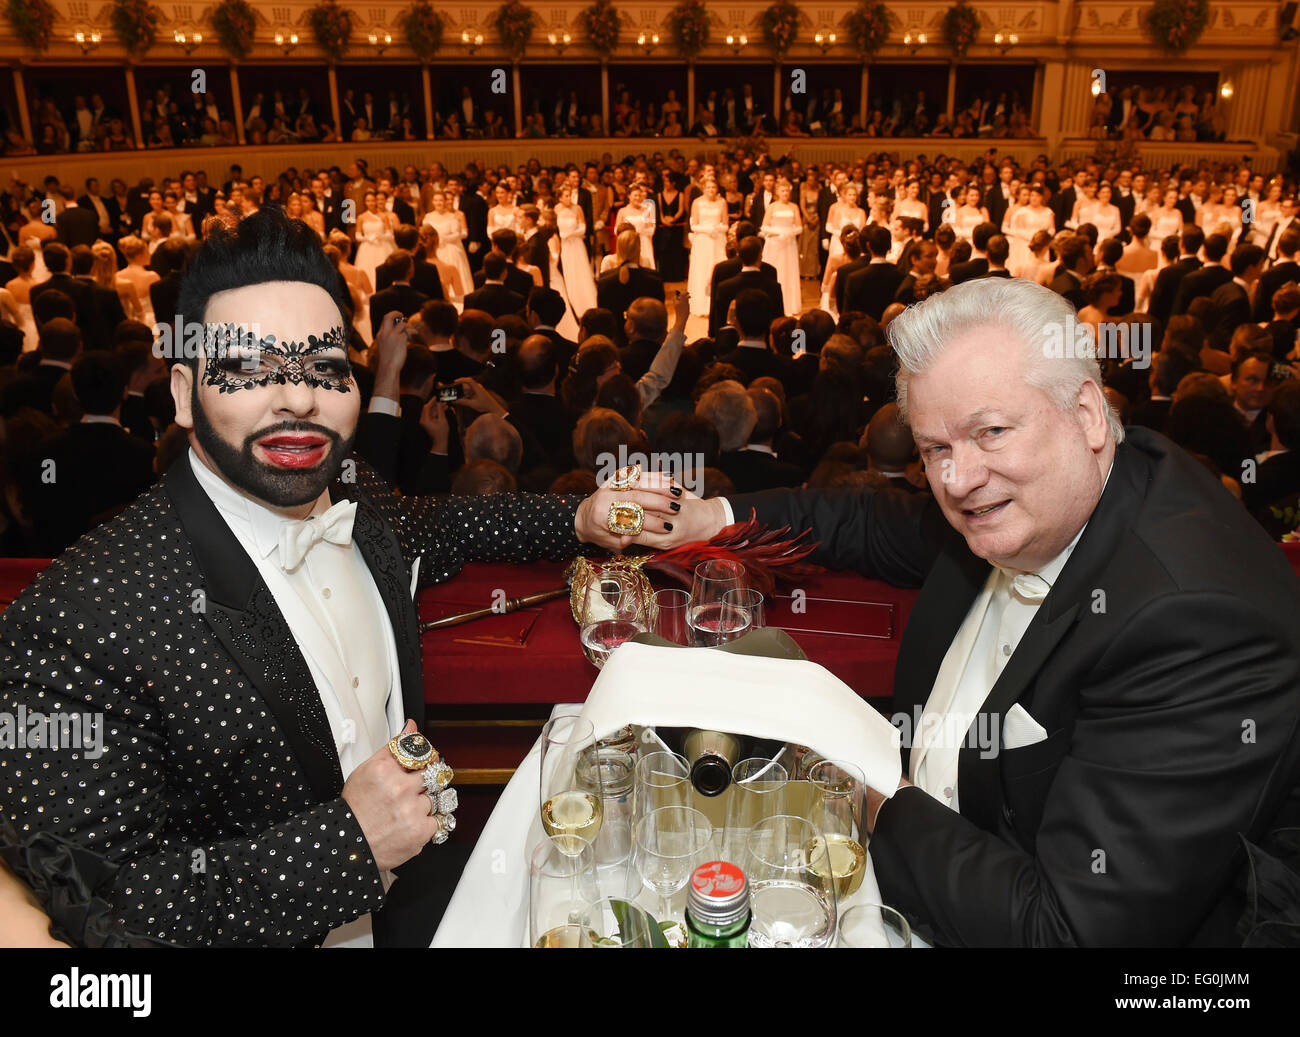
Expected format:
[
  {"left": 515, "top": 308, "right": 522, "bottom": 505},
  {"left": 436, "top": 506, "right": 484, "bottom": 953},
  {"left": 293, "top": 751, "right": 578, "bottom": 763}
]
[{"left": 632, "top": 509, "right": 822, "bottom": 595}]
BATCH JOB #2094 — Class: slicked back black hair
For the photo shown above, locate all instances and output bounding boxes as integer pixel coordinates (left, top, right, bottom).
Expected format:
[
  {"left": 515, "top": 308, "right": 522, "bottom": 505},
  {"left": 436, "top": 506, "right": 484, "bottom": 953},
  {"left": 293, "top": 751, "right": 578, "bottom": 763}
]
[{"left": 175, "top": 206, "right": 350, "bottom": 369}]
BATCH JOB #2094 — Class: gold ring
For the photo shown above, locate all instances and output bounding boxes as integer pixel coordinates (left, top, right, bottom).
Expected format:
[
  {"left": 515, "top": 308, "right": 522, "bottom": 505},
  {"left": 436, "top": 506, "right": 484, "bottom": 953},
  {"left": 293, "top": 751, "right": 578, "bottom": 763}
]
[
  {"left": 606, "top": 501, "right": 645, "bottom": 536},
  {"left": 388, "top": 731, "right": 440, "bottom": 771},
  {"left": 608, "top": 463, "right": 642, "bottom": 490}
]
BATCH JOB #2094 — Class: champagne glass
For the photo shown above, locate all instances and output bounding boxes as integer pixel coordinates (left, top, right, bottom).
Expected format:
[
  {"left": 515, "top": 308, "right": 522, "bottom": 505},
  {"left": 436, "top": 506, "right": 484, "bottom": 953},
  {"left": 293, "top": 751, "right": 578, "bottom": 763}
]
[
  {"left": 722, "top": 757, "right": 789, "bottom": 863},
  {"left": 634, "top": 750, "right": 692, "bottom": 821},
  {"left": 528, "top": 834, "right": 600, "bottom": 948},
  {"left": 579, "top": 570, "right": 651, "bottom": 668},
  {"left": 688, "top": 560, "right": 748, "bottom": 647},
  {"left": 838, "top": 903, "right": 913, "bottom": 948},
  {"left": 578, "top": 896, "right": 658, "bottom": 948},
  {"left": 652, "top": 588, "right": 692, "bottom": 645},
  {"left": 633, "top": 806, "right": 714, "bottom": 922},
  {"left": 806, "top": 758, "right": 868, "bottom": 900},
  {"left": 744, "top": 815, "right": 838, "bottom": 948},
  {"left": 539, "top": 715, "right": 604, "bottom": 858}
]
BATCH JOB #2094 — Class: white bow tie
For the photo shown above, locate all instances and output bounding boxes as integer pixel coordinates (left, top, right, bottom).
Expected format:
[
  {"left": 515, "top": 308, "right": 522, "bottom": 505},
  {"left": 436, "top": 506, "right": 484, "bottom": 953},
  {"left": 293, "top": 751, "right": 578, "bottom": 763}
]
[
  {"left": 279, "top": 499, "right": 357, "bottom": 571},
  {"left": 1009, "top": 572, "right": 1052, "bottom": 605}
]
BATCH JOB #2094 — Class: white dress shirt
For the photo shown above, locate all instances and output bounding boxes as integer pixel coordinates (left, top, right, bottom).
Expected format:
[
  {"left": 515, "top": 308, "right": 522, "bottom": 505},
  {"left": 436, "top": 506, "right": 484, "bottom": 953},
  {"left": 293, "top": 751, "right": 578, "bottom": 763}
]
[
  {"left": 188, "top": 448, "right": 404, "bottom": 946},
  {"left": 911, "top": 463, "right": 1113, "bottom": 810}
]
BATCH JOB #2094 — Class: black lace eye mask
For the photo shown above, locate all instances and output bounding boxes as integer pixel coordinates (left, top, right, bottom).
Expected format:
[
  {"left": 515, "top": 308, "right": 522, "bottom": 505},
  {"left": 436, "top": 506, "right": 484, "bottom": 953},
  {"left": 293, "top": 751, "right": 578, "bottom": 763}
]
[{"left": 201, "top": 324, "right": 354, "bottom": 394}]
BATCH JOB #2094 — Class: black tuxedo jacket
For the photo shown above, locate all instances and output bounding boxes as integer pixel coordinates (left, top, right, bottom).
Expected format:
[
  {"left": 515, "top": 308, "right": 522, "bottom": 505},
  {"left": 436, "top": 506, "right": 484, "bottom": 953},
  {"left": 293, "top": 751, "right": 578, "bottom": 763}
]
[
  {"left": 948, "top": 257, "right": 989, "bottom": 285},
  {"left": 0, "top": 361, "right": 68, "bottom": 417},
  {"left": 369, "top": 283, "right": 430, "bottom": 337},
  {"left": 508, "top": 391, "right": 576, "bottom": 470},
  {"left": 460, "top": 193, "right": 490, "bottom": 268},
  {"left": 391, "top": 199, "right": 416, "bottom": 227},
  {"left": 31, "top": 272, "right": 97, "bottom": 331},
  {"left": 77, "top": 278, "right": 128, "bottom": 349},
  {"left": 709, "top": 258, "right": 779, "bottom": 303},
  {"left": 463, "top": 282, "right": 526, "bottom": 319},
  {"left": 710, "top": 270, "right": 782, "bottom": 339},
  {"left": 844, "top": 262, "right": 905, "bottom": 321},
  {"left": 375, "top": 259, "right": 444, "bottom": 302},
  {"left": 55, "top": 206, "right": 99, "bottom": 248},
  {"left": 1048, "top": 271, "right": 1085, "bottom": 310},
  {"left": 535, "top": 327, "right": 576, "bottom": 386},
  {"left": 1253, "top": 260, "right": 1300, "bottom": 321},
  {"left": 0, "top": 445, "right": 584, "bottom": 947},
  {"left": 1114, "top": 189, "right": 1137, "bottom": 230},
  {"left": 717, "top": 345, "right": 780, "bottom": 385},
  {"left": 523, "top": 230, "right": 551, "bottom": 288},
  {"left": 1095, "top": 265, "right": 1136, "bottom": 316},
  {"left": 596, "top": 267, "right": 665, "bottom": 327},
  {"left": 733, "top": 427, "right": 1300, "bottom": 945},
  {"left": 1149, "top": 256, "right": 1201, "bottom": 327},
  {"left": 717, "top": 448, "right": 803, "bottom": 492},
  {"left": 832, "top": 256, "right": 870, "bottom": 315},
  {"left": 619, "top": 337, "right": 661, "bottom": 382},
  {"left": 472, "top": 262, "right": 534, "bottom": 299},
  {"left": 1172, "top": 264, "right": 1232, "bottom": 316},
  {"left": 983, "top": 185, "right": 1010, "bottom": 230},
  {"left": 1208, "top": 281, "right": 1251, "bottom": 351}
]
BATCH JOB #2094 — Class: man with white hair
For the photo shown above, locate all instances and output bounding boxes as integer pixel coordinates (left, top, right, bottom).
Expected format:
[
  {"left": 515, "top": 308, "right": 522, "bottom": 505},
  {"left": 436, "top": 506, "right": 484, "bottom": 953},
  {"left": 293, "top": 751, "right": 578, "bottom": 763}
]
[{"left": 650, "top": 277, "right": 1300, "bottom": 946}]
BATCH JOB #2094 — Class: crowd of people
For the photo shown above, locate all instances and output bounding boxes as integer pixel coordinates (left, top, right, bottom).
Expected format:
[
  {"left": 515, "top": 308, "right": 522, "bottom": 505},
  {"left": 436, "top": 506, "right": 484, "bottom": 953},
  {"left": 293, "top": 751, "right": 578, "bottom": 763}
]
[
  {"left": 1088, "top": 80, "right": 1230, "bottom": 142},
  {"left": 0, "top": 137, "right": 1297, "bottom": 560}
]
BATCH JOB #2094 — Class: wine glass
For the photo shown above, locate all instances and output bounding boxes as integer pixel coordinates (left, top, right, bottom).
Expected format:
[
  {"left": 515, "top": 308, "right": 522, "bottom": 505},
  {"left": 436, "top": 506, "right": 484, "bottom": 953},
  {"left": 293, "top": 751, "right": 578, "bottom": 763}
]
[
  {"left": 744, "top": 815, "right": 838, "bottom": 948},
  {"left": 652, "top": 588, "right": 692, "bottom": 645},
  {"left": 723, "top": 587, "right": 765, "bottom": 633},
  {"left": 838, "top": 903, "right": 913, "bottom": 948},
  {"left": 634, "top": 750, "right": 692, "bottom": 821},
  {"left": 722, "top": 757, "right": 789, "bottom": 863},
  {"left": 633, "top": 806, "right": 714, "bottom": 922},
  {"left": 688, "top": 560, "right": 748, "bottom": 647},
  {"left": 806, "top": 758, "right": 868, "bottom": 900},
  {"left": 578, "top": 747, "right": 637, "bottom": 874},
  {"left": 539, "top": 715, "right": 604, "bottom": 858},
  {"left": 528, "top": 834, "right": 600, "bottom": 948},
  {"left": 578, "top": 896, "right": 659, "bottom": 948},
  {"left": 578, "top": 569, "right": 651, "bottom": 668}
]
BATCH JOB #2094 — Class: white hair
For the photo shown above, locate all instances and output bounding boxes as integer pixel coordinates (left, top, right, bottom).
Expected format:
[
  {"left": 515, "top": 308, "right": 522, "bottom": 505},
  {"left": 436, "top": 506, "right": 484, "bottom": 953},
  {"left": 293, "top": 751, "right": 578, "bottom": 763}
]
[{"left": 887, "top": 277, "right": 1125, "bottom": 445}]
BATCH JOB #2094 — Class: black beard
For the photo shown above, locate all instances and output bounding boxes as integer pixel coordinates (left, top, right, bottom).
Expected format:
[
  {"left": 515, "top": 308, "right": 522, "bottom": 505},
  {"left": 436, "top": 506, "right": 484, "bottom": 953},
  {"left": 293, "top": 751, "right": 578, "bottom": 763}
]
[{"left": 191, "top": 382, "right": 354, "bottom": 508}]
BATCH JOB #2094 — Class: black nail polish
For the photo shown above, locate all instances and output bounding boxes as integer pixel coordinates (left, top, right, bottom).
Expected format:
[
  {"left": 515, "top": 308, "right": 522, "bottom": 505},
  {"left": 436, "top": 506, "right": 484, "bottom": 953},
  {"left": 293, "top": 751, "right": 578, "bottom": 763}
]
[
  {"left": 664, "top": 521, "right": 674, "bottom": 532},
  {"left": 670, "top": 501, "right": 681, "bottom": 512},
  {"left": 670, "top": 486, "right": 683, "bottom": 497}
]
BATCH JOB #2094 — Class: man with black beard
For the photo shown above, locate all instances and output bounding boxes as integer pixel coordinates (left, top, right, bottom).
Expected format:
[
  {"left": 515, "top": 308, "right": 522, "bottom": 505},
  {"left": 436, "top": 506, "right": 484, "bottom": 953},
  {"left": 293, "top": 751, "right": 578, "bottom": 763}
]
[{"left": 0, "top": 207, "right": 680, "bottom": 947}]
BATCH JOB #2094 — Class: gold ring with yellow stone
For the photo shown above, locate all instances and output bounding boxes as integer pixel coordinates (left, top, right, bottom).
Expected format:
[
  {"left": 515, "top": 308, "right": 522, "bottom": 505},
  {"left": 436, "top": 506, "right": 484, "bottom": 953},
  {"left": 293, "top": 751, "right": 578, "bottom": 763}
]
[
  {"left": 388, "top": 731, "right": 440, "bottom": 771},
  {"left": 606, "top": 501, "right": 645, "bottom": 536},
  {"left": 608, "top": 462, "right": 642, "bottom": 490}
]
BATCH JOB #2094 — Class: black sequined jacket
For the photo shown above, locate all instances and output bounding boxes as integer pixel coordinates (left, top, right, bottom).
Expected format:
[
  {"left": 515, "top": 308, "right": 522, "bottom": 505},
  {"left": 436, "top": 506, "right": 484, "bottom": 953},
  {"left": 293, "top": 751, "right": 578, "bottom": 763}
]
[{"left": 0, "top": 449, "right": 583, "bottom": 947}]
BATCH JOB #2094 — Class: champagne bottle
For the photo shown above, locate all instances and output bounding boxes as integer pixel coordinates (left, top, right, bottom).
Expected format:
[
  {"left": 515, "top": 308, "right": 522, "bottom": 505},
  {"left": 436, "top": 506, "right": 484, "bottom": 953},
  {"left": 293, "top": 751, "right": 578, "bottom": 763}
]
[
  {"left": 656, "top": 728, "right": 784, "bottom": 798},
  {"left": 686, "top": 860, "right": 751, "bottom": 948}
]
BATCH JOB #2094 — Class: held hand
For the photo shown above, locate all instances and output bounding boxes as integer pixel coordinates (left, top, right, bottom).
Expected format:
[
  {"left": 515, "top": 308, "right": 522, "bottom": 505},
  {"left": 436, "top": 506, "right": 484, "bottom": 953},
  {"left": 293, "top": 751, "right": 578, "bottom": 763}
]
[
  {"left": 631, "top": 485, "right": 729, "bottom": 550},
  {"left": 671, "top": 287, "right": 690, "bottom": 328},
  {"left": 419, "top": 398, "right": 450, "bottom": 453},
  {"left": 454, "top": 377, "right": 507, "bottom": 416},
  {"left": 574, "top": 470, "right": 682, "bottom": 550},
  {"left": 372, "top": 311, "right": 411, "bottom": 387},
  {"left": 341, "top": 719, "right": 441, "bottom": 872}
]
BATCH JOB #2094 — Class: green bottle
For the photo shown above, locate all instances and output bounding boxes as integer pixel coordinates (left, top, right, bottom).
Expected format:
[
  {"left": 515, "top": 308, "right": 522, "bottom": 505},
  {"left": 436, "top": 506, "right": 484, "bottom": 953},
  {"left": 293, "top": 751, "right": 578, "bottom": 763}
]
[{"left": 685, "top": 860, "right": 751, "bottom": 948}]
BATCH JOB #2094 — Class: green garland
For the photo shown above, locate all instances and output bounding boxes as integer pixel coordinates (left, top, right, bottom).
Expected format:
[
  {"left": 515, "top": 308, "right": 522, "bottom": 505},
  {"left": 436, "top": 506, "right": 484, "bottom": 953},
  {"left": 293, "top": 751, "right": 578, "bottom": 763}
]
[
  {"left": 401, "top": 0, "right": 444, "bottom": 62},
  {"left": 1143, "top": 0, "right": 1211, "bottom": 54},
  {"left": 942, "top": 1, "right": 981, "bottom": 58},
  {"left": 3, "top": 0, "right": 56, "bottom": 52},
  {"left": 666, "top": 0, "right": 710, "bottom": 58},
  {"left": 110, "top": 0, "right": 161, "bottom": 57},
  {"left": 492, "top": 0, "right": 536, "bottom": 59},
  {"left": 759, "top": 0, "right": 800, "bottom": 55},
  {"left": 309, "top": 0, "right": 354, "bottom": 62},
  {"left": 580, "top": 0, "right": 622, "bottom": 57},
  {"left": 211, "top": 0, "right": 257, "bottom": 61},
  {"left": 843, "top": 1, "right": 895, "bottom": 59}
]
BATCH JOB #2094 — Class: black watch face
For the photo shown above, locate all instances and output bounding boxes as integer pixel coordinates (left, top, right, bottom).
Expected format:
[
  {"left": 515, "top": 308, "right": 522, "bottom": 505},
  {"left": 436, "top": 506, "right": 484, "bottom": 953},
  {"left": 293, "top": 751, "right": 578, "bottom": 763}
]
[{"left": 397, "top": 733, "right": 432, "bottom": 762}]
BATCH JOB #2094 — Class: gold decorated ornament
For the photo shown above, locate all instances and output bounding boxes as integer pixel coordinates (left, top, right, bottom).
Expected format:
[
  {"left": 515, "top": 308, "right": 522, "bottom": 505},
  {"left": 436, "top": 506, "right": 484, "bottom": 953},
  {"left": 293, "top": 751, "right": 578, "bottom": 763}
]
[{"left": 566, "top": 556, "right": 658, "bottom": 628}]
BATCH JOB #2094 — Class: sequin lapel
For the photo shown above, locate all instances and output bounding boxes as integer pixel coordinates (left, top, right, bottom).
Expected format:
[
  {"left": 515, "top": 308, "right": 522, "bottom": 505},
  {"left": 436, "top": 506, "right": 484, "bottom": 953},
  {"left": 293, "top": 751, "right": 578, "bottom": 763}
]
[{"left": 163, "top": 457, "right": 345, "bottom": 802}]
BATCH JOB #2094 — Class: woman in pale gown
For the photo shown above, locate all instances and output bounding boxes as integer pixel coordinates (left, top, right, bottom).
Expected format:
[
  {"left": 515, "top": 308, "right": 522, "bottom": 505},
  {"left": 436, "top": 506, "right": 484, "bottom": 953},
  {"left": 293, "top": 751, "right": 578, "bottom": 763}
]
[
  {"left": 614, "top": 184, "right": 656, "bottom": 269},
  {"left": 1008, "top": 186, "right": 1055, "bottom": 276},
  {"left": 895, "top": 179, "right": 929, "bottom": 235},
  {"left": 819, "top": 184, "right": 866, "bottom": 311},
  {"left": 91, "top": 241, "right": 138, "bottom": 329},
  {"left": 1070, "top": 178, "right": 1099, "bottom": 231},
  {"left": 1090, "top": 183, "right": 1122, "bottom": 242},
  {"left": 543, "top": 213, "right": 582, "bottom": 340},
  {"left": 327, "top": 229, "right": 374, "bottom": 344},
  {"left": 4, "top": 245, "right": 42, "bottom": 352},
  {"left": 1252, "top": 181, "right": 1284, "bottom": 248},
  {"left": 1209, "top": 186, "right": 1244, "bottom": 246},
  {"left": 688, "top": 179, "right": 728, "bottom": 317},
  {"left": 1016, "top": 229, "right": 1056, "bottom": 285},
  {"left": 949, "top": 185, "right": 988, "bottom": 243},
  {"left": 487, "top": 184, "right": 522, "bottom": 239},
  {"left": 353, "top": 191, "right": 395, "bottom": 300},
  {"left": 555, "top": 184, "right": 597, "bottom": 320},
  {"left": 300, "top": 192, "right": 326, "bottom": 240},
  {"left": 1149, "top": 188, "right": 1184, "bottom": 242},
  {"left": 140, "top": 191, "right": 169, "bottom": 251},
  {"left": 113, "top": 235, "right": 160, "bottom": 328},
  {"left": 16, "top": 199, "right": 54, "bottom": 283},
  {"left": 761, "top": 179, "right": 803, "bottom": 317},
  {"left": 422, "top": 189, "right": 473, "bottom": 298},
  {"left": 162, "top": 192, "right": 196, "bottom": 243},
  {"left": 416, "top": 225, "right": 465, "bottom": 310},
  {"left": 798, "top": 172, "right": 822, "bottom": 278}
]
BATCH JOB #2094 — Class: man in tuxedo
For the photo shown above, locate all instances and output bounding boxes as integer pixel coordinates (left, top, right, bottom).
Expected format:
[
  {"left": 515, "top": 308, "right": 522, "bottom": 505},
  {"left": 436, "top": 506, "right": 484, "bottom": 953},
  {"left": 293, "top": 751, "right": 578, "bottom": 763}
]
[
  {"left": 1149, "top": 226, "right": 1205, "bottom": 328},
  {"left": 709, "top": 221, "right": 779, "bottom": 307},
  {"left": 1048, "top": 235, "right": 1091, "bottom": 310},
  {"left": 149, "top": 240, "right": 190, "bottom": 330},
  {"left": 369, "top": 252, "right": 430, "bottom": 338},
  {"left": 68, "top": 246, "right": 127, "bottom": 349},
  {"left": 1172, "top": 233, "right": 1231, "bottom": 316},
  {"left": 1127, "top": 343, "right": 1197, "bottom": 434},
  {"left": 748, "top": 172, "right": 776, "bottom": 227},
  {"left": 1111, "top": 169, "right": 1137, "bottom": 230},
  {"left": 524, "top": 287, "right": 576, "bottom": 384},
  {"left": 619, "top": 298, "right": 669, "bottom": 381},
  {"left": 508, "top": 334, "right": 575, "bottom": 472},
  {"left": 519, "top": 206, "right": 550, "bottom": 289},
  {"left": 77, "top": 177, "right": 119, "bottom": 240},
  {"left": 1093, "top": 238, "right": 1136, "bottom": 316},
  {"left": 464, "top": 253, "right": 526, "bottom": 318},
  {"left": 948, "top": 222, "right": 996, "bottom": 285},
  {"left": 844, "top": 226, "right": 905, "bottom": 322},
  {"left": 1265, "top": 197, "right": 1297, "bottom": 263},
  {"left": 458, "top": 178, "right": 491, "bottom": 272},
  {"left": 717, "top": 289, "right": 780, "bottom": 385},
  {"left": 473, "top": 230, "right": 535, "bottom": 298},
  {"left": 708, "top": 384, "right": 803, "bottom": 492},
  {"left": 1208, "top": 245, "right": 1266, "bottom": 352},
  {"left": 0, "top": 318, "right": 79, "bottom": 418},
  {"left": 30, "top": 243, "right": 98, "bottom": 333},
  {"left": 711, "top": 237, "right": 782, "bottom": 339},
  {"left": 981, "top": 235, "right": 1013, "bottom": 279},
  {"left": 831, "top": 228, "right": 871, "bottom": 314},
  {"left": 309, "top": 173, "right": 343, "bottom": 236},
  {"left": 817, "top": 172, "right": 843, "bottom": 267},
  {"left": 54, "top": 187, "right": 99, "bottom": 248},
  {"left": 982, "top": 166, "right": 1014, "bottom": 232},
  {"left": 653, "top": 277, "right": 1300, "bottom": 946},
  {"left": 27, "top": 350, "right": 155, "bottom": 555},
  {"left": 0, "top": 207, "right": 676, "bottom": 948},
  {"left": 1253, "top": 226, "right": 1300, "bottom": 321}
]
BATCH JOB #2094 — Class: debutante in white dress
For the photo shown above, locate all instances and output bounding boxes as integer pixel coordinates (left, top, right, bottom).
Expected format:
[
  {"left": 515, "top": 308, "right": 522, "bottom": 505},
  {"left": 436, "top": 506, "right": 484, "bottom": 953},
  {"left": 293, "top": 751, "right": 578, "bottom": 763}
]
[
  {"left": 548, "top": 235, "right": 581, "bottom": 340},
  {"left": 353, "top": 211, "right": 394, "bottom": 298},
  {"left": 488, "top": 204, "right": 521, "bottom": 238},
  {"left": 556, "top": 205, "right": 597, "bottom": 320},
  {"left": 424, "top": 210, "right": 473, "bottom": 302},
  {"left": 1007, "top": 205, "right": 1055, "bottom": 276},
  {"left": 949, "top": 205, "right": 985, "bottom": 243},
  {"left": 818, "top": 205, "right": 866, "bottom": 312},
  {"left": 616, "top": 200, "right": 656, "bottom": 269},
  {"left": 1149, "top": 207, "right": 1184, "bottom": 242},
  {"left": 762, "top": 205, "right": 802, "bottom": 316},
  {"left": 687, "top": 196, "right": 728, "bottom": 317}
]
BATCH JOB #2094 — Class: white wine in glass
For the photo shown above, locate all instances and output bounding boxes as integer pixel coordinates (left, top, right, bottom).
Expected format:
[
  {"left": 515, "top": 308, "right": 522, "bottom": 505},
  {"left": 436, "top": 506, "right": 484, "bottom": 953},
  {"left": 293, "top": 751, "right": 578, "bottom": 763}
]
[
  {"left": 805, "top": 832, "right": 867, "bottom": 898},
  {"left": 540, "top": 789, "right": 605, "bottom": 856}
]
